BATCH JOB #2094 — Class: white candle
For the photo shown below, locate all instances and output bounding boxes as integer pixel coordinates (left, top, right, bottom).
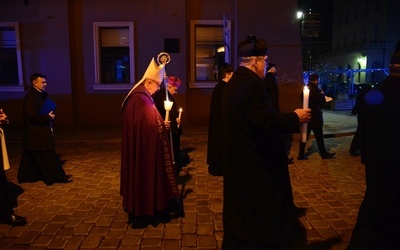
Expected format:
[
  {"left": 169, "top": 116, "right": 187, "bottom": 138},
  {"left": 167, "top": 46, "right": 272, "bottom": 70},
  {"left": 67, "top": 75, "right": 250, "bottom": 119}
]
[
  {"left": 164, "top": 100, "right": 173, "bottom": 121},
  {"left": 301, "top": 86, "right": 310, "bottom": 143},
  {"left": 178, "top": 108, "right": 183, "bottom": 121}
]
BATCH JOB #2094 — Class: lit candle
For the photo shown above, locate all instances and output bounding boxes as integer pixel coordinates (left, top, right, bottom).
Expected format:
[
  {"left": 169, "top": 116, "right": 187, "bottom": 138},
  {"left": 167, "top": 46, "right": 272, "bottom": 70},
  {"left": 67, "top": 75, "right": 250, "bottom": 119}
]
[
  {"left": 302, "top": 86, "right": 310, "bottom": 143},
  {"left": 177, "top": 108, "right": 183, "bottom": 128},
  {"left": 178, "top": 108, "right": 183, "bottom": 121},
  {"left": 164, "top": 100, "right": 173, "bottom": 122}
]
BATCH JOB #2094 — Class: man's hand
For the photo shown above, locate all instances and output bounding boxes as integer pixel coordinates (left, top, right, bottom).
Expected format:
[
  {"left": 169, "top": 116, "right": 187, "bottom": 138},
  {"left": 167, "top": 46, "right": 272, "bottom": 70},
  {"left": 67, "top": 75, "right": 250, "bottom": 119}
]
[
  {"left": 164, "top": 120, "right": 171, "bottom": 129},
  {"left": 294, "top": 108, "right": 311, "bottom": 124},
  {"left": 48, "top": 111, "right": 56, "bottom": 120},
  {"left": 0, "top": 109, "right": 9, "bottom": 124}
]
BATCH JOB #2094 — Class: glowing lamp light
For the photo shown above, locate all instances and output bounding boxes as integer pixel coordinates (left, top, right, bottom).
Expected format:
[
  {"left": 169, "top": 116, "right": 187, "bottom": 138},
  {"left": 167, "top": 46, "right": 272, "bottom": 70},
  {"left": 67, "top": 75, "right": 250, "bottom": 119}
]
[
  {"left": 217, "top": 46, "right": 225, "bottom": 53},
  {"left": 297, "top": 11, "right": 304, "bottom": 19},
  {"left": 357, "top": 56, "right": 367, "bottom": 63}
]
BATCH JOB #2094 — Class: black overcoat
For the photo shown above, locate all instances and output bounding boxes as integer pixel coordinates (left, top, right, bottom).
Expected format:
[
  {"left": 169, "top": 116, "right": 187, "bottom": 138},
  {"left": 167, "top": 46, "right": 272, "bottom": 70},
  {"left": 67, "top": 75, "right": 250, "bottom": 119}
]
[
  {"left": 207, "top": 80, "right": 226, "bottom": 170},
  {"left": 22, "top": 88, "right": 55, "bottom": 151},
  {"left": 221, "top": 66, "right": 300, "bottom": 247},
  {"left": 305, "top": 82, "right": 326, "bottom": 128},
  {"left": 348, "top": 75, "right": 400, "bottom": 248}
]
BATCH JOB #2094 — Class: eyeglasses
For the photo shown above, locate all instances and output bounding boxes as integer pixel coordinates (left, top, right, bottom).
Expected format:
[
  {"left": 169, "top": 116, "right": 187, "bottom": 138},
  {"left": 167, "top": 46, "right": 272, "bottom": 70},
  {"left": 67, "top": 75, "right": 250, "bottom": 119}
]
[
  {"left": 150, "top": 79, "right": 161, "bottom": 86},
  {"left": 254, "top": 56, "right": 268, "bottom": 63}
]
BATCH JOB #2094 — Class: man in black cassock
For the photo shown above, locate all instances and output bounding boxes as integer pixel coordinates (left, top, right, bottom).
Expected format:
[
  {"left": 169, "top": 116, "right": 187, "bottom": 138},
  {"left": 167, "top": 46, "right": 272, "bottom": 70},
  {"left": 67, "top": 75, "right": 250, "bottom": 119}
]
[
  {"left": 207, "top": 63, "right": 233, "bottom": 176},
  {"left": 221, "top": 35, "right": 311, "bottom": 249},
  {"left": 347, "top": 44, "right": 400, "bottom": 249},
  {"left": 18, "top": 73, "right": 71, "bottom": 186}
]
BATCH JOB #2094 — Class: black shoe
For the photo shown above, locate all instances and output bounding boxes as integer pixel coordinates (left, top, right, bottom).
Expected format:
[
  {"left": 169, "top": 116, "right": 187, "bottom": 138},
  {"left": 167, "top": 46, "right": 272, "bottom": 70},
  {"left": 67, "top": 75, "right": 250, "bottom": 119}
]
[
  {"left": 348, "top": 150, "right": 360, "bottom": 156},
  {"left": 297, "top": 155, "right": 308, "bottom": 160},
  {"left": 0, "top": 214, "right": 27, "bottom": 226},
  {"left": 57, "top": 175, "right": 73, "bottom": 183},
  {"left": 321, "top": 152, "right": 335, "bottom": 159},
  {"left": 287, "top": 158, "right": 294, "bottom": 164}
]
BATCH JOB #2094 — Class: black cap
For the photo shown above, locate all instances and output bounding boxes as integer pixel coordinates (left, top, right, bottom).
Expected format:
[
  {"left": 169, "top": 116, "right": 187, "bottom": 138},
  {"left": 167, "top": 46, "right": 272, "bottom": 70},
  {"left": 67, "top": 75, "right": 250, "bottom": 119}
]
[{"left": 237, "top": 35, "right": 268, "bottom": 57}]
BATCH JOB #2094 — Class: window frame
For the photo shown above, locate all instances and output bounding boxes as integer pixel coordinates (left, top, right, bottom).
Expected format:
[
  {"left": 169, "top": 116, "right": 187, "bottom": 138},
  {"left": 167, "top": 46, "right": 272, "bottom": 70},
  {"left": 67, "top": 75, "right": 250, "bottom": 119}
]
[
  {"left": 0, "top": 22, "right": 24, "bottom": 92},
  {"left": 189, "top": 19, "right": 231, "bottom": 89},
  {"left": 92, "top": 22, "right": 135, "bottom": 91}
]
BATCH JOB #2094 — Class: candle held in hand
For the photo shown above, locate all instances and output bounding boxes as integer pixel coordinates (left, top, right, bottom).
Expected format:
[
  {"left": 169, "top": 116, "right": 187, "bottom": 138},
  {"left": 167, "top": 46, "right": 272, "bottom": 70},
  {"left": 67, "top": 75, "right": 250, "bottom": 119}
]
[
  {"left": 164, "top": 100, "right": 173, "bottom": 122},
  {"left": 301, "top": 86, "right": 310, "bottom": 143},
  {"left": 178, "top": 108, "right": 183, "bottom": 120}
]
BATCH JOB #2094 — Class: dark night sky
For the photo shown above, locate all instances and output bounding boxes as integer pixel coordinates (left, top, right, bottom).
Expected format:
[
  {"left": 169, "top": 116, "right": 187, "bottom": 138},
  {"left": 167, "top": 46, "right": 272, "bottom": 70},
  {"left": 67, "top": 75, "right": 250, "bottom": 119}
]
[{"left": 297, "top": 0, "right": 333, "bottom": 40}]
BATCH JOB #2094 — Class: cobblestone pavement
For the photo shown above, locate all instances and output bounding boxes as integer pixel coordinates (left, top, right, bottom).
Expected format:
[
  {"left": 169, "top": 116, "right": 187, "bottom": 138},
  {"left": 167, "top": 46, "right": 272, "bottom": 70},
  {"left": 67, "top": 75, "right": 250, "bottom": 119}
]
[{"left": 0, "top": 111, "right": 365, "bottom": 249}]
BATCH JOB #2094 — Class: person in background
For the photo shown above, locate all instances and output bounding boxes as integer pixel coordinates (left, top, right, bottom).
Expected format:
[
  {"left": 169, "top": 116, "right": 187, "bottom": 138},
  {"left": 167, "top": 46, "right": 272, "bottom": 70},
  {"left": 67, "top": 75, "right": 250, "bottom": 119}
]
[
  {"left": 348, "top": 83, "right": 371, "bottom": 162},
  {"left": 18, "top": 73, "right": 72, "bottom": 186},
  {"left": 264, "top": 63, "right": 294, "bottom": 165},
  {"left": 0, "top": 109, "right": 27, "bottom": 226},
  {"left": 207, "top": 62, "right": 234, "bottom": 176},
  {"left": 221, "top": 35, "right": 311, "bottom": 249},
  {"left": 121, "top": 58, "right": 181, "bottom": 229},
  {"left": 297, "top": 73, "right": 335, "bottom": 160},
  {"left": 347, "top": 43, "right": 400, "bottom": 249},
  {"left": 153, "top": 76, "right": 185, "bottom": 176}
]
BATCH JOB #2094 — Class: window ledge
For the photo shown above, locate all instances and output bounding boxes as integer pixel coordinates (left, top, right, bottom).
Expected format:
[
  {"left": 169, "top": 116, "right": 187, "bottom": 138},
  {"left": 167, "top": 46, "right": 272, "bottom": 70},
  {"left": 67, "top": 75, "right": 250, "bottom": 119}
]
[
  {"left": 0, "top": 86, "right": 25, "bottom": 92},
  {"left": 188, "top": 81, "right": 217, "bottom": 89},
  {"left": 92, "top": 84, "right": 134, "bottom": 91}
]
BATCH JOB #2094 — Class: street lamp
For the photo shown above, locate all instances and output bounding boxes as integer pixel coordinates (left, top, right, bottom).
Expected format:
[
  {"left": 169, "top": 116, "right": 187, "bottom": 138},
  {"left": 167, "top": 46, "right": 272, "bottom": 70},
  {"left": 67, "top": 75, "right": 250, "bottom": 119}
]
[{"left": 298, "top": 9, "right": 320, "bottom": 77}]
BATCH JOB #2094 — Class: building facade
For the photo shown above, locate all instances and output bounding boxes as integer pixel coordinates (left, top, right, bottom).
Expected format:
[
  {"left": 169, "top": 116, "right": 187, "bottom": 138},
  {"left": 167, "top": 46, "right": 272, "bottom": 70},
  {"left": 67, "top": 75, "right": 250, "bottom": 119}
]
[
  {"left": 321, "top": 0, "right": 400, "bottom": 87},
  {"left": 0, "top": 0, "right": 304, "bottom": 128}
]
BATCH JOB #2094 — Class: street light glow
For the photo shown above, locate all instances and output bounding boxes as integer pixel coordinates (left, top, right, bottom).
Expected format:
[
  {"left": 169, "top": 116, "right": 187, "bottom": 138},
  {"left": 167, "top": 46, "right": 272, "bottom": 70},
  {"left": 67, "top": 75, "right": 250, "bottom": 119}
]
[{"left": 297, "top": 11, "right": 304, "bottom": 19}]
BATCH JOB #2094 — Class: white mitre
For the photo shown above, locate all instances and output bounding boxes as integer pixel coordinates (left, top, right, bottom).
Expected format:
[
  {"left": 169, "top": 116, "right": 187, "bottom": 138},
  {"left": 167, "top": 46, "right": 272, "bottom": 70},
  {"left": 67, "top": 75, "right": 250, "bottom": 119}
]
[{"left": 121, "top": 57, "right": 166, "bottom": 108}]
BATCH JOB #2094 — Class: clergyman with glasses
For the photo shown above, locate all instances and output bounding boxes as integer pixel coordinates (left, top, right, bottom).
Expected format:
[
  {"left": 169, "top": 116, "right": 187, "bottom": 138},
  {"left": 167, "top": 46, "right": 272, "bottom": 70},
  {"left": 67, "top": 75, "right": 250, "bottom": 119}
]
[
  {"left": 221, "top": 35, "right": 311, "bottom": 249},
  {"left": 120, "top": 58, "right": 181, "bottom": 229}
]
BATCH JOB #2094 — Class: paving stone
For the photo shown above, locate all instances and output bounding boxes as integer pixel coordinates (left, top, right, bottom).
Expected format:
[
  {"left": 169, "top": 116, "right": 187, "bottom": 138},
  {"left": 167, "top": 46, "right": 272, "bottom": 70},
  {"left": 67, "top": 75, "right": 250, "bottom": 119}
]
[
  {"left": 162, "top": 239, "right": 181, "bottom": 250},
  {"left": 182, "top": 234, "right": 197, "bottom": 247},
  {"left": 31, "top": 235, "right": 53, "bottom": 247},
  {"left": 48, "top": 237, "right": 69, "bottom": 249},
  {"left": 143, "top": 229, "right": 163, "bottom": 239},
  {"left": 197, "top": 235, "right": 217, "bottom": 248},
  {"left": 121, "top": 234, "right": 142, "bottom": 245},
  {"left": 14, "top": 230, "right": 40, "bottom": 244},
  {"left": 74, "top": 223, "right": 94, "bottom": 236},
  {"left": 141, "top": 238, "right": 162, "bottom": 248},
  {"left": 42, "top": 223, "right": 63, "bottom": 236},
  {"left": 99, "top": 237, "right": 121, "bottom": 248},
  {"left": 163, "top": 226, "right": 181, "bottom": 240}
]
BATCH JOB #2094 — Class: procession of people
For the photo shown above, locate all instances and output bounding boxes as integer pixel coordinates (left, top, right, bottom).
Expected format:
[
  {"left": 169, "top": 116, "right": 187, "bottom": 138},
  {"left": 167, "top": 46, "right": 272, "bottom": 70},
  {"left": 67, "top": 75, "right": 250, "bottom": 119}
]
[{"left": 1, "top": 36, "right": 398, "bottom": 249}]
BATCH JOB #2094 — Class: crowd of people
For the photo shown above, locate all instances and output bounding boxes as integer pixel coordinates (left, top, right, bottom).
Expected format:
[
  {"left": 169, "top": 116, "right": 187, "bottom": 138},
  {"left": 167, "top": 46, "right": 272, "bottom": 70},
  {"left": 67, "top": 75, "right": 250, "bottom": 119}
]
[{"left": 1, "top": 36, "right": 399, "bottom": 249}]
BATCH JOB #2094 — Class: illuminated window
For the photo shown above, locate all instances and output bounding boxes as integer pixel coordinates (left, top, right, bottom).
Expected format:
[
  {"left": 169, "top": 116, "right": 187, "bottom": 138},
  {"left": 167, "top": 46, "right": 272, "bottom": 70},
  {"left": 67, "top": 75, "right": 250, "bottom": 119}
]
[
  {"left": 0, "top": 22, "right": 23, "bottom": 92},
  {"left": 189, "top": 20, "right": 231, "bottom": 88},
  {"left": 93, "top": 22, "right": 135, "bottom": 91}
]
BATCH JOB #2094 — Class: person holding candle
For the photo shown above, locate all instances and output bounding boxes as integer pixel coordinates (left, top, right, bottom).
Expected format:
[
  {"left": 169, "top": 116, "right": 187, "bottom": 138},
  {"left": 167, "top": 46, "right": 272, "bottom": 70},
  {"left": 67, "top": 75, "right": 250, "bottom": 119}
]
[
  {"left": 153, "top": 75, "right": 185, "bottom": 176},
  {"left": 207, "top": 62, "right": 234, "bottom": 176},
  {"left": 121, "top": 58, "right": 181, "bottom": 229},
  {"left": 297, "top": 73, "right": 335, "bottom": 160},
  {"left": 221, "top": 35, "right": 311, "bottom": 249}
]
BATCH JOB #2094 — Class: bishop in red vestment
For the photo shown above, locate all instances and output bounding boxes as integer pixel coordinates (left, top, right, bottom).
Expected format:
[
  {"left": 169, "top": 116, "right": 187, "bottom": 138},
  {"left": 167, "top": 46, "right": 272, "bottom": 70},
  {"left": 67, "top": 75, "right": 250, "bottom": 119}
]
[{"left": 121, "top": 58, "right": 179, "bottom": 229}]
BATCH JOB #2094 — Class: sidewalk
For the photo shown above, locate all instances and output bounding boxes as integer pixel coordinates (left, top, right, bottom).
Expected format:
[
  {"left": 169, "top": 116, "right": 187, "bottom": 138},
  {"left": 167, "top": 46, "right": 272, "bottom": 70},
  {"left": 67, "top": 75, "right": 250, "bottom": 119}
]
[{"left": 0, "top": 110, "right": 363, "bottom": 249}]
